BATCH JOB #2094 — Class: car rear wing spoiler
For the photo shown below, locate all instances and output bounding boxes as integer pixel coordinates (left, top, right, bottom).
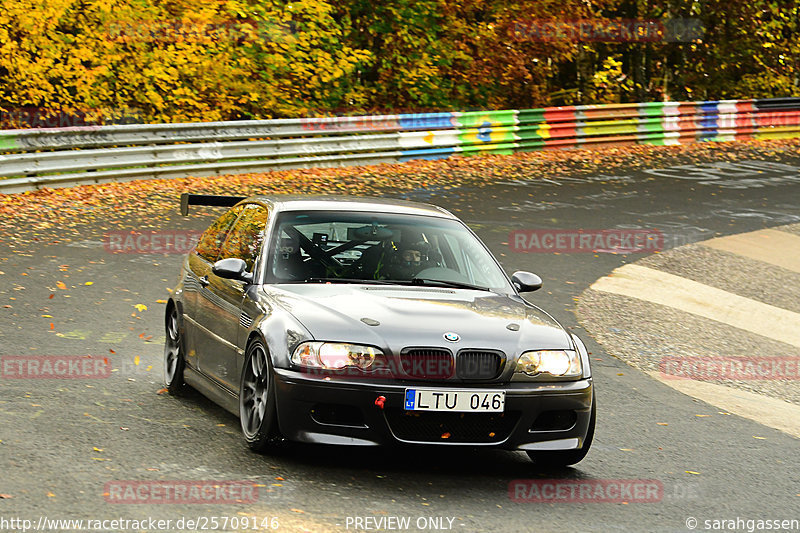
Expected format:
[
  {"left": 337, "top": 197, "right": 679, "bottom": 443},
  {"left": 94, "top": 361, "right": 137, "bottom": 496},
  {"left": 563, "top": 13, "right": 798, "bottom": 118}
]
[{"left": 180, "top": 193, "right": 246, "bottom": 216}]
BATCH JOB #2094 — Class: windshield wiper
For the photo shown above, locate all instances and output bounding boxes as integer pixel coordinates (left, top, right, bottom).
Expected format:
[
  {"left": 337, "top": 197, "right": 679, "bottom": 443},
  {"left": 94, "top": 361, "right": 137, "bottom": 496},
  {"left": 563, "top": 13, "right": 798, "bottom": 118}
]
[
  {"left": 304, "top": 277, "right": 492, "bottom": 291},
  {"left": 304, "top": 277, "right": 396, "bottom": 285},
  {"left": 410, "top": 277, "right": 491, "bottom": 292}
]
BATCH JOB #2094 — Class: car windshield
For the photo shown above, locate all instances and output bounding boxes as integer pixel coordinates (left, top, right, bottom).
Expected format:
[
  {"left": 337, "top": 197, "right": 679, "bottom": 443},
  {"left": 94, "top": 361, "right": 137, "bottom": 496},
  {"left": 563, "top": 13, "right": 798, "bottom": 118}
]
[{"left": 266, "top": 210, "right": 513, "bottom": 293}]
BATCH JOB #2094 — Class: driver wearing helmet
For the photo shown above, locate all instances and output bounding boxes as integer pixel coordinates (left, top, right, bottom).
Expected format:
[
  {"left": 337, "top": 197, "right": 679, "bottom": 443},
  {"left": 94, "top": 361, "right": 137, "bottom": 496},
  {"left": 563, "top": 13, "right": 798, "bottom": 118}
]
[{"left": 383, "top": 239, "right": 430, "bottom": 280}]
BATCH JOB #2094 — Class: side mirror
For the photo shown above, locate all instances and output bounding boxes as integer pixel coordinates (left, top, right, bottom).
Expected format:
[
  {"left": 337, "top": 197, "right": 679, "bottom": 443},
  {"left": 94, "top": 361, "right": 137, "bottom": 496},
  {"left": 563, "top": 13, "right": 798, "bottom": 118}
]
[
  {"left": 511, "top": 271, "right": 543, "bottom": 293},
  {"left": 212, "top": 258, "right": 253, "bottom": 283}
]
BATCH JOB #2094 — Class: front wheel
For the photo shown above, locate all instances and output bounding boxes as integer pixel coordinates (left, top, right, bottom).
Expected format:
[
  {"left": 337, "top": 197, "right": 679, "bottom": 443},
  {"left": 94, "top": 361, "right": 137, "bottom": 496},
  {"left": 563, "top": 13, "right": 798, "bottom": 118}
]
[
  {"left": 527, "top": 394, "right": 595, "bottom": 467},
  {"left": 164, "top": 306, "right": 185, "bottom": 395},
  {"left": 239, "top": 339, "right": 281, "bottom": 452}
]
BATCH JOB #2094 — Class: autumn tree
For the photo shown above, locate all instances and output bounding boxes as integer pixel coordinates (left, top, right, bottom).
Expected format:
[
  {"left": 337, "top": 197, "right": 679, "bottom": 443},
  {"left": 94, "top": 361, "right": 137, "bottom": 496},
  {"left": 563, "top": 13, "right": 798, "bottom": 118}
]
[{"left": 0, "top": 0, "right": 797, "bottom": 124}]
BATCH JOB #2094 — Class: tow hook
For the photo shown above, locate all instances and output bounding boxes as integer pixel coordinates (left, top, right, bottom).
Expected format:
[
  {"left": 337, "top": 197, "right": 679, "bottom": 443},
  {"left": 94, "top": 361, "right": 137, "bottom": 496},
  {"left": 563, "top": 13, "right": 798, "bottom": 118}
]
[{"left": 374, "top": 395, "right": 386, "bottom": 410}]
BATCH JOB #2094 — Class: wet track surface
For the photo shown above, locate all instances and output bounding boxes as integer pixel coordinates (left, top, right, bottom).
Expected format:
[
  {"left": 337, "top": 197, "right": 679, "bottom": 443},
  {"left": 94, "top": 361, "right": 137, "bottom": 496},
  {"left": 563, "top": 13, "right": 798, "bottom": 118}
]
[{"left": 2, "top": 156, "right": 800, "bottom": 532}]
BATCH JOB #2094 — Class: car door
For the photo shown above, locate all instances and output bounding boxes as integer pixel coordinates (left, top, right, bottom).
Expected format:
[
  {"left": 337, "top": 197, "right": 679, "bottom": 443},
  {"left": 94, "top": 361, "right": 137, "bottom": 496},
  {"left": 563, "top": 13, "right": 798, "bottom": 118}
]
[
  {"left": 182, "top": 205, "right": 244, "bottom": 369},
  {"left": 194, "top": 203, "right": 270, "bottom": 391}
]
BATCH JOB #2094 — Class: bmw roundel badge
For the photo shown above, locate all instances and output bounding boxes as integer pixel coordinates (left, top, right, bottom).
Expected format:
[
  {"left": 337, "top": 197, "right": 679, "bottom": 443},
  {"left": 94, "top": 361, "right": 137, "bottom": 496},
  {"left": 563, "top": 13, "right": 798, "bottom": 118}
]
[{"left": 443, "top": 332, "right": 460, "bottom": 342}]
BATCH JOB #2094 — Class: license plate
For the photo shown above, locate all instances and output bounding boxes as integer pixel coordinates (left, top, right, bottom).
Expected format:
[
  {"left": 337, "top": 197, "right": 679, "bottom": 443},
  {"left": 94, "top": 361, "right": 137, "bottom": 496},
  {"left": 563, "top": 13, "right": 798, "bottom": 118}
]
[{"left": 404, "top": 389, "right": 505, "bottom": 412}]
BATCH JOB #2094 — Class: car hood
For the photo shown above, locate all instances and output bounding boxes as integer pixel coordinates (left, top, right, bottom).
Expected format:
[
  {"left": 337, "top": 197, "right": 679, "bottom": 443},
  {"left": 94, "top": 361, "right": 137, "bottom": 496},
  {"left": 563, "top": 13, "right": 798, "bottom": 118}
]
[{"left": 266, "top": 284, "right": 572, "bottom": 354}]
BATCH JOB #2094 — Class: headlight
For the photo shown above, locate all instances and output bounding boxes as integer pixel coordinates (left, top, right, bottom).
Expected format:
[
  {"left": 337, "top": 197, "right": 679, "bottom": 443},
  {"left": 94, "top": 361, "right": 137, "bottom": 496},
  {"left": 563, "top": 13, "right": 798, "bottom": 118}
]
[
  {"left": 515, "top": 350, "right": 581, "bottom": 378},
  {"left": 291, "top": 342, "right": 381, "bottom": 370}
]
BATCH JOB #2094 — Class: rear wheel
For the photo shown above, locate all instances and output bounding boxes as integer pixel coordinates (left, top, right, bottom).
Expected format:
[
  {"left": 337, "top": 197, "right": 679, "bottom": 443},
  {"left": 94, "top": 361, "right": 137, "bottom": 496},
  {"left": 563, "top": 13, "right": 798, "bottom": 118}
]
[
  {"left": 164, "top": 306, "right": 185, "bottom": 395},
  {"left": 239, "top": 339, "right": 281, "bottom": 452},
  {"left": 527, "top": 394, "right": 595, "bottom": 467}
]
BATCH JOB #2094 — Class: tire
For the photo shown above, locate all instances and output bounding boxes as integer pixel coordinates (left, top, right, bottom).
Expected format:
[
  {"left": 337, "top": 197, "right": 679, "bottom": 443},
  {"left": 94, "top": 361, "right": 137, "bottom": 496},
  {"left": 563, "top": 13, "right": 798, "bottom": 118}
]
[
  {"left": 239, "top": 339, "right": 281, "bottom": 452},
  {"left": 164, "top": 306, "right": 186, "bottom": 395},
  {"left": 527, "top": 393, "right": 596, "bottom": 468}
]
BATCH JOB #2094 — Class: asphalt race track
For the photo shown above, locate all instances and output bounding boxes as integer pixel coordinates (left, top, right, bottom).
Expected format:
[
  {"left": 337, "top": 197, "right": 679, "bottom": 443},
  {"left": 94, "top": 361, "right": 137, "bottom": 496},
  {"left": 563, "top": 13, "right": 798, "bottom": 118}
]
[{"left": 2, "top": 155, "right": 800, "bottom": 532}]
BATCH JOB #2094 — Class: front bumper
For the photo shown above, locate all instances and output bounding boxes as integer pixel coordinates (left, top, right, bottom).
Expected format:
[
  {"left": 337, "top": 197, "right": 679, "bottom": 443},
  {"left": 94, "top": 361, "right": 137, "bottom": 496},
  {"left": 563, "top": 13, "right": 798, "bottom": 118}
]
[{"left": 273, "top": 369, "right": 593, "bottom": 450}]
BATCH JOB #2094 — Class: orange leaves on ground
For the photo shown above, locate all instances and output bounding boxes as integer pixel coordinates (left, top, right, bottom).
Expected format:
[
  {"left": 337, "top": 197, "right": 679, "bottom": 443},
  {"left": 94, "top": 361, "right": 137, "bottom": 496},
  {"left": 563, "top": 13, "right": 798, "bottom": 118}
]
[{"left": 1, "top": 139, "right": 799, "bottom": 248}]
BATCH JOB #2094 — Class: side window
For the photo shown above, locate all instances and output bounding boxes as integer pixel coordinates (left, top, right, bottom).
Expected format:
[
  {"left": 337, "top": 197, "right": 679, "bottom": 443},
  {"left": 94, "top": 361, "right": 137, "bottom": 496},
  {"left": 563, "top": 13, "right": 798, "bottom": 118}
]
[
  {"left": 194, "top": 205, "right": 244, "bottom": 262},
  {"left": 218, "top": 204, "right": 270, "bottom": 272}
]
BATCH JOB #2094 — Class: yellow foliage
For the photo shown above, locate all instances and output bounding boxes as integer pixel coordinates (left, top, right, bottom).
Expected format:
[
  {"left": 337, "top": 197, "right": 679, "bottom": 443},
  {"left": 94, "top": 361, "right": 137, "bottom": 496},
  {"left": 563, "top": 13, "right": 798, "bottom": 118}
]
[{"left": 0, "top": 0, "right": 370, "bottom": 124}]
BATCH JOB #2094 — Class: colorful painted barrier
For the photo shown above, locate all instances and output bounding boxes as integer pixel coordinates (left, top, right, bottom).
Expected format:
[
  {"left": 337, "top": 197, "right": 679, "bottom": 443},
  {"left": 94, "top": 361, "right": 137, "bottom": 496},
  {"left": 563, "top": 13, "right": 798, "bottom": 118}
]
[
  {"left": 395, "top": 98, "right": 800, "bottom": 159},
  {"left": 1, "top": 97, "right": 799, "bottom": 193}
]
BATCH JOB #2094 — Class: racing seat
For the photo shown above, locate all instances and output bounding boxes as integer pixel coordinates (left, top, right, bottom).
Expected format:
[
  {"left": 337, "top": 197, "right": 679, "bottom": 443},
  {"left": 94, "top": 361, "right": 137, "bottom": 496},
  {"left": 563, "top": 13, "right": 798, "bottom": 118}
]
[
  {"left": 355, "top": 241, "right": 394, "bottom": 279},
  {"left": 275, "top": 237, "right": 312, "bottom": 281}
]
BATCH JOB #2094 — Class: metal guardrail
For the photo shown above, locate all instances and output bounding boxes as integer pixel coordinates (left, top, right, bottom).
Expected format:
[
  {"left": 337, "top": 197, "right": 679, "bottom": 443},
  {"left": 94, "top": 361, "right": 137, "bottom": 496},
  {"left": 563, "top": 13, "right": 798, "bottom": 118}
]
[{"left": 1, "top": 98, "right": 799, "bottom": 194}]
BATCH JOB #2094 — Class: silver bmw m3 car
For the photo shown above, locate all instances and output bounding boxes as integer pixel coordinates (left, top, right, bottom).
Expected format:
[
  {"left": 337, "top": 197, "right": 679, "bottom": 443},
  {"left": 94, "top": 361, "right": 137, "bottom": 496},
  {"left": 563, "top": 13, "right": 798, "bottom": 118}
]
[{"left": 165, "top": 193, "right": 595, "bottom": 466}]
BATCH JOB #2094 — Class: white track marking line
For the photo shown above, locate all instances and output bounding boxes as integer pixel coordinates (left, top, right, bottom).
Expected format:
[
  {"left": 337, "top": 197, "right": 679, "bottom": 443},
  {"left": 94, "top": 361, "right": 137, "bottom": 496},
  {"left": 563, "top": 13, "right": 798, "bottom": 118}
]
[
  {"left": 701, "top": 228, "right": 800, "bottom": 273},
  {"left": 646, "top": 371, "right": 800, "bottom": 439},
  {"left": 590, "top": 264, "right": 800, "bottom": 348}
]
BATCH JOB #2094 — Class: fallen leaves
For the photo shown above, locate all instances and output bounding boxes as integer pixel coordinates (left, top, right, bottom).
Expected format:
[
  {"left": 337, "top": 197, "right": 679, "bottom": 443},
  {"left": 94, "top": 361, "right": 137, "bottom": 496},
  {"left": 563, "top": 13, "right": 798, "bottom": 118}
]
[
  {"left": 134, "top": 304, "right": 147, "bottom": 312},
  {"left": 3, "top": 138, "right": 800, "bottom": 246},
  {"left": 56, "top": 281, "right": 67, "bottom": 290}
]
